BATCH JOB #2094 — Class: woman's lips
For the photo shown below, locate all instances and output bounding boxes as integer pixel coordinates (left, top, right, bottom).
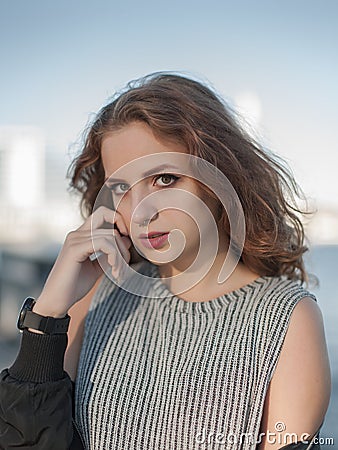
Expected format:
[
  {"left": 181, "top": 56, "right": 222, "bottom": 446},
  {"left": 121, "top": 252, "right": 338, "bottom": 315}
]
[{"left": 139, "top": 232, "right": 170, "bottom": 249}]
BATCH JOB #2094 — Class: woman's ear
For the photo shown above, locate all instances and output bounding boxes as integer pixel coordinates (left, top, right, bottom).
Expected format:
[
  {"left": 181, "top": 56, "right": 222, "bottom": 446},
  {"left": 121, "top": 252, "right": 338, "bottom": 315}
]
[
  {"left": 101, "top": 184, "right": 115, "bottom": 210},
  {"left": 92, "top": 184, "right": 115, "bottom": 214}
]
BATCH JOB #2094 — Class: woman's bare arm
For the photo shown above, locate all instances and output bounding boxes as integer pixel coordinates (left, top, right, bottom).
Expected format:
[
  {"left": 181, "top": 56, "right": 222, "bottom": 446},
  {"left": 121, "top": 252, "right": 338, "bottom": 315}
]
[
  {"left": 258, "top": 297, "right": 331, "bottom": 449},
  {"left": 64, "top": 275, "right": 103, "bottom": 381}
]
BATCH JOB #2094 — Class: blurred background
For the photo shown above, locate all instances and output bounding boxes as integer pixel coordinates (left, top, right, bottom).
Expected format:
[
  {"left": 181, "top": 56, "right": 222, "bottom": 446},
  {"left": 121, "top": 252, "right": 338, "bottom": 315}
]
[{"left": 0, "top": 0, "right": 337, "bottom": 444}]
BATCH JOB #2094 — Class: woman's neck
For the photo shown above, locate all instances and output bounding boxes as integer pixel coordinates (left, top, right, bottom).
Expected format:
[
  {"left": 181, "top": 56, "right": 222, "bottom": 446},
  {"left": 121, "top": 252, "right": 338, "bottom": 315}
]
[{"left": 157, "top": 235, "right": 260, "bottom": 303}]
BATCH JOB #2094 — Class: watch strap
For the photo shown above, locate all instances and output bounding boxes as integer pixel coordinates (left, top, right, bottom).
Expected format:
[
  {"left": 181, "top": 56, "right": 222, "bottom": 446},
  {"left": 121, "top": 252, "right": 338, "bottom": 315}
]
[{"left": 23, "top": 310, "right": 70, "bottom": 334}]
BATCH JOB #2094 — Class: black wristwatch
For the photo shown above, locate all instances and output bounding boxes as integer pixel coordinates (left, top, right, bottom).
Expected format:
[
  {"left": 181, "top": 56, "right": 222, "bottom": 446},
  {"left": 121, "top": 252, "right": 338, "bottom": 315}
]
[{"left": 17, "top": 297, "right": 70, "bottom": 334}]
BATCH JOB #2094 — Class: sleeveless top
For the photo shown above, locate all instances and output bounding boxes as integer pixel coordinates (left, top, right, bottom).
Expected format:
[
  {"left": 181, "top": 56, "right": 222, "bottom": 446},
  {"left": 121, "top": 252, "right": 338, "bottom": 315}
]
[{"left": 74, "top": 261, "right": 317, "bottom": 450}]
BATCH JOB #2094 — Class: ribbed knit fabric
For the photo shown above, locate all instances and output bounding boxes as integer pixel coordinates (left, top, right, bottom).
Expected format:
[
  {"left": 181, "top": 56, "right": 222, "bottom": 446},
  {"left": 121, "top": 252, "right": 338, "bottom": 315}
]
[
  {"left": 74, "top": 261, "right": 317, "bottom": 450},
  {"left": 9, "top": 329, "right": 68, "bottom": 383}
]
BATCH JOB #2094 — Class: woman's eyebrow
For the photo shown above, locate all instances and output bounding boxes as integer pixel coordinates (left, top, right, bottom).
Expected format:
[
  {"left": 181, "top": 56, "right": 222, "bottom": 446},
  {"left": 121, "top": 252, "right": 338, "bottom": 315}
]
[
  {"left": 104, "top": 164, "right": 180, "bottom": 183},
  {"left": 142, "top": 163, "right": 180, "bottom": 177}
]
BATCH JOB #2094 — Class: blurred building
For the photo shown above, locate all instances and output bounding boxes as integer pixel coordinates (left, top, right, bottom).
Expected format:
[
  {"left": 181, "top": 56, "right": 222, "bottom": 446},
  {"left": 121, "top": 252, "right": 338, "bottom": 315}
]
[
  {"left": 0, "top": 126, "right": 45, "bottom": 242},
  {"left": 0, "top": 126, "right": 44, "bottom": 209},
  {"left": 304, "top": 205, "right": 338, "bottom": 245},
  {"left": 0, "top": 125, "right": 45, "bottom": 208},
  {"left": 0, "top": 125, "right": 81, "bottom": 244},
  {"left": 0, "top": 126, "right": 81, "bottom": 338}
]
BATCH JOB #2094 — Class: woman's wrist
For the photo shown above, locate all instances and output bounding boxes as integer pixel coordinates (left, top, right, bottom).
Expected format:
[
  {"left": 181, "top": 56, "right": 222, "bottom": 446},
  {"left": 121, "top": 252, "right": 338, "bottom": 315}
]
[
  {"left": 26, "top": 296, "right": 69, "bottom": 334},
  {"left": 33, "top": 294, "right": 69, "bottom": 319}
]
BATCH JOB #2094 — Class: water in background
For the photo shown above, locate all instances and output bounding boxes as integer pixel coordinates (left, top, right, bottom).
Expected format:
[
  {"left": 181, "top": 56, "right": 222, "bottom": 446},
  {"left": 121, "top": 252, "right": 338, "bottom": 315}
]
[
  {"left": 304, "top": 245, "right": 337, "bottom": 445},
  {"left": 0, "top": 244, "right": 337, "bottom": 445}
]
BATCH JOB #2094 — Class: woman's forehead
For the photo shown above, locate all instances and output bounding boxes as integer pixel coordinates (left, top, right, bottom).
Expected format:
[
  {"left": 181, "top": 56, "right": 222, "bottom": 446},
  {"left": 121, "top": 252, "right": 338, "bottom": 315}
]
[
  {"left": 100, "top": 122, "right": 222, "bottom": 196},
  {"left": 101, "top": 122, "right": 190, "bottom": 183},
  {"left": 101, "top": 121, "right": 187, "bottom": 159}
]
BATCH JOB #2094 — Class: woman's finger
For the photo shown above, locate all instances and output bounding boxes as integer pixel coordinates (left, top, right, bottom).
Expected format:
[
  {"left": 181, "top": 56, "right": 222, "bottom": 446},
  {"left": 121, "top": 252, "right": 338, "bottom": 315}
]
[
  {"left": 88, "top": 231, "right": 132, "bottom": 264},
  {"left": 78, "top": 205, "right": 129, "bottom": 235}
]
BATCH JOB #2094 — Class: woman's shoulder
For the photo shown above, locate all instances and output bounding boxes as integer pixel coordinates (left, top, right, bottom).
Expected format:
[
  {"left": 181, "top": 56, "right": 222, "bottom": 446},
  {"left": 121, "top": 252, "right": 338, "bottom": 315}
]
[
  {"left": 239, "top": 273, "right": 319, "bottom": 342},
  {"left": 259, "top": 293, "right": 330, "bottom": 447},
  {"left": 252, "top": 273, "right": 317, "bottom": 309}
]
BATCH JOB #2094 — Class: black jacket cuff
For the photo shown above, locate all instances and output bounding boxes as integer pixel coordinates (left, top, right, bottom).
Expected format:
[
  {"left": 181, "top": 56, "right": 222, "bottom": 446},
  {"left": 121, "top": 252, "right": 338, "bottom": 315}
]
[{"left": 8, "top": 329, "right": 68, "bottom": 383}]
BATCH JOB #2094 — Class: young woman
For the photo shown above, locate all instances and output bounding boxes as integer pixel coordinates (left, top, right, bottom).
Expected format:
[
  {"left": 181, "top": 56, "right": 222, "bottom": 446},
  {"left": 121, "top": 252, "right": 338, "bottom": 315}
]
[{"left": 0, "top": 73, "right": 331, "bottom": 449}]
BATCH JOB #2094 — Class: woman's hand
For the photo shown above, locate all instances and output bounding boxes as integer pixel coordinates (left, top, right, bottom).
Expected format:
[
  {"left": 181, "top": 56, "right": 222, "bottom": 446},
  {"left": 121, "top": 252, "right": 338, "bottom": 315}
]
[{"left": 32, "top": 206, "right": 132, "bottom": 318}]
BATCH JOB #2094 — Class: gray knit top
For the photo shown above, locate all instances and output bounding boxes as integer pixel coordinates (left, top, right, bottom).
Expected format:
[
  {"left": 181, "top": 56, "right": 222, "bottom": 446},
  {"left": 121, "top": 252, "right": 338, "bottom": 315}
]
[{"left": 74, "top": 260, "right": 317, "bottom": 450}]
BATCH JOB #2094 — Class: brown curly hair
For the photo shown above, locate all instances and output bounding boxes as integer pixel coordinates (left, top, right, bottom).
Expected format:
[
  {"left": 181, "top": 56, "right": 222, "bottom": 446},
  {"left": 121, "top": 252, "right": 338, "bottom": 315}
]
[{"left": 68, "top": 72, "right": 317, "bottom": 287}]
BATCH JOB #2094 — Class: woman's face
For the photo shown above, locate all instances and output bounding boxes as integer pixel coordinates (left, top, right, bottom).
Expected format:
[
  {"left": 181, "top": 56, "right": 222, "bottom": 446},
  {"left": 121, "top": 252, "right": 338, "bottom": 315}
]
[{"left": 101, "top": 121, "right": 221, "bottom": 270}]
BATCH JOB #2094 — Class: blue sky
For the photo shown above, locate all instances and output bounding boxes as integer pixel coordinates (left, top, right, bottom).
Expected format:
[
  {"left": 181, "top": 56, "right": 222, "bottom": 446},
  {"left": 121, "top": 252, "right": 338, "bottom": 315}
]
[{"left": 1, "top": 0, "right": 337, "bottom": 208}]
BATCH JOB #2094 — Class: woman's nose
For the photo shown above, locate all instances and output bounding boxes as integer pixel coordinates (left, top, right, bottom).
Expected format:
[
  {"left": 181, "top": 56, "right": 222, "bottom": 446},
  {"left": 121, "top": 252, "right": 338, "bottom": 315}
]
[{"left": 130, "top": 191, "right": 159, "bottom": 227}]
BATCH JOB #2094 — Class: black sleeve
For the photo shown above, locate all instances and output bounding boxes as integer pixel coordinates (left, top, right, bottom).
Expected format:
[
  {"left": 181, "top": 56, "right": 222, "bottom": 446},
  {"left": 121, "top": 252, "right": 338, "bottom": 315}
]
[{"left": 0, "top": 330, "right": 84, "bottom": 450}]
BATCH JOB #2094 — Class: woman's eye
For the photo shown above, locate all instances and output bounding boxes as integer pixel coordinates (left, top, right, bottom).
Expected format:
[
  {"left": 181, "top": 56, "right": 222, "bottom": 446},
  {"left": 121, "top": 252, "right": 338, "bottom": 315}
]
[
  {"left": 110, "top": 183, "right": 129, "bottom": 195},
  {"left": 155, "top": 174, "right": 179, "bottom": 187}
]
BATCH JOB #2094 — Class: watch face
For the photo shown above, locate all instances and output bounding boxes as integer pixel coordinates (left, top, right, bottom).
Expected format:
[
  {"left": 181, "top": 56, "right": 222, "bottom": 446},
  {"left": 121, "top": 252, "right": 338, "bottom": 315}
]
[{"left": 17, "top": 297, "right": 36, "bottom": 331}]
